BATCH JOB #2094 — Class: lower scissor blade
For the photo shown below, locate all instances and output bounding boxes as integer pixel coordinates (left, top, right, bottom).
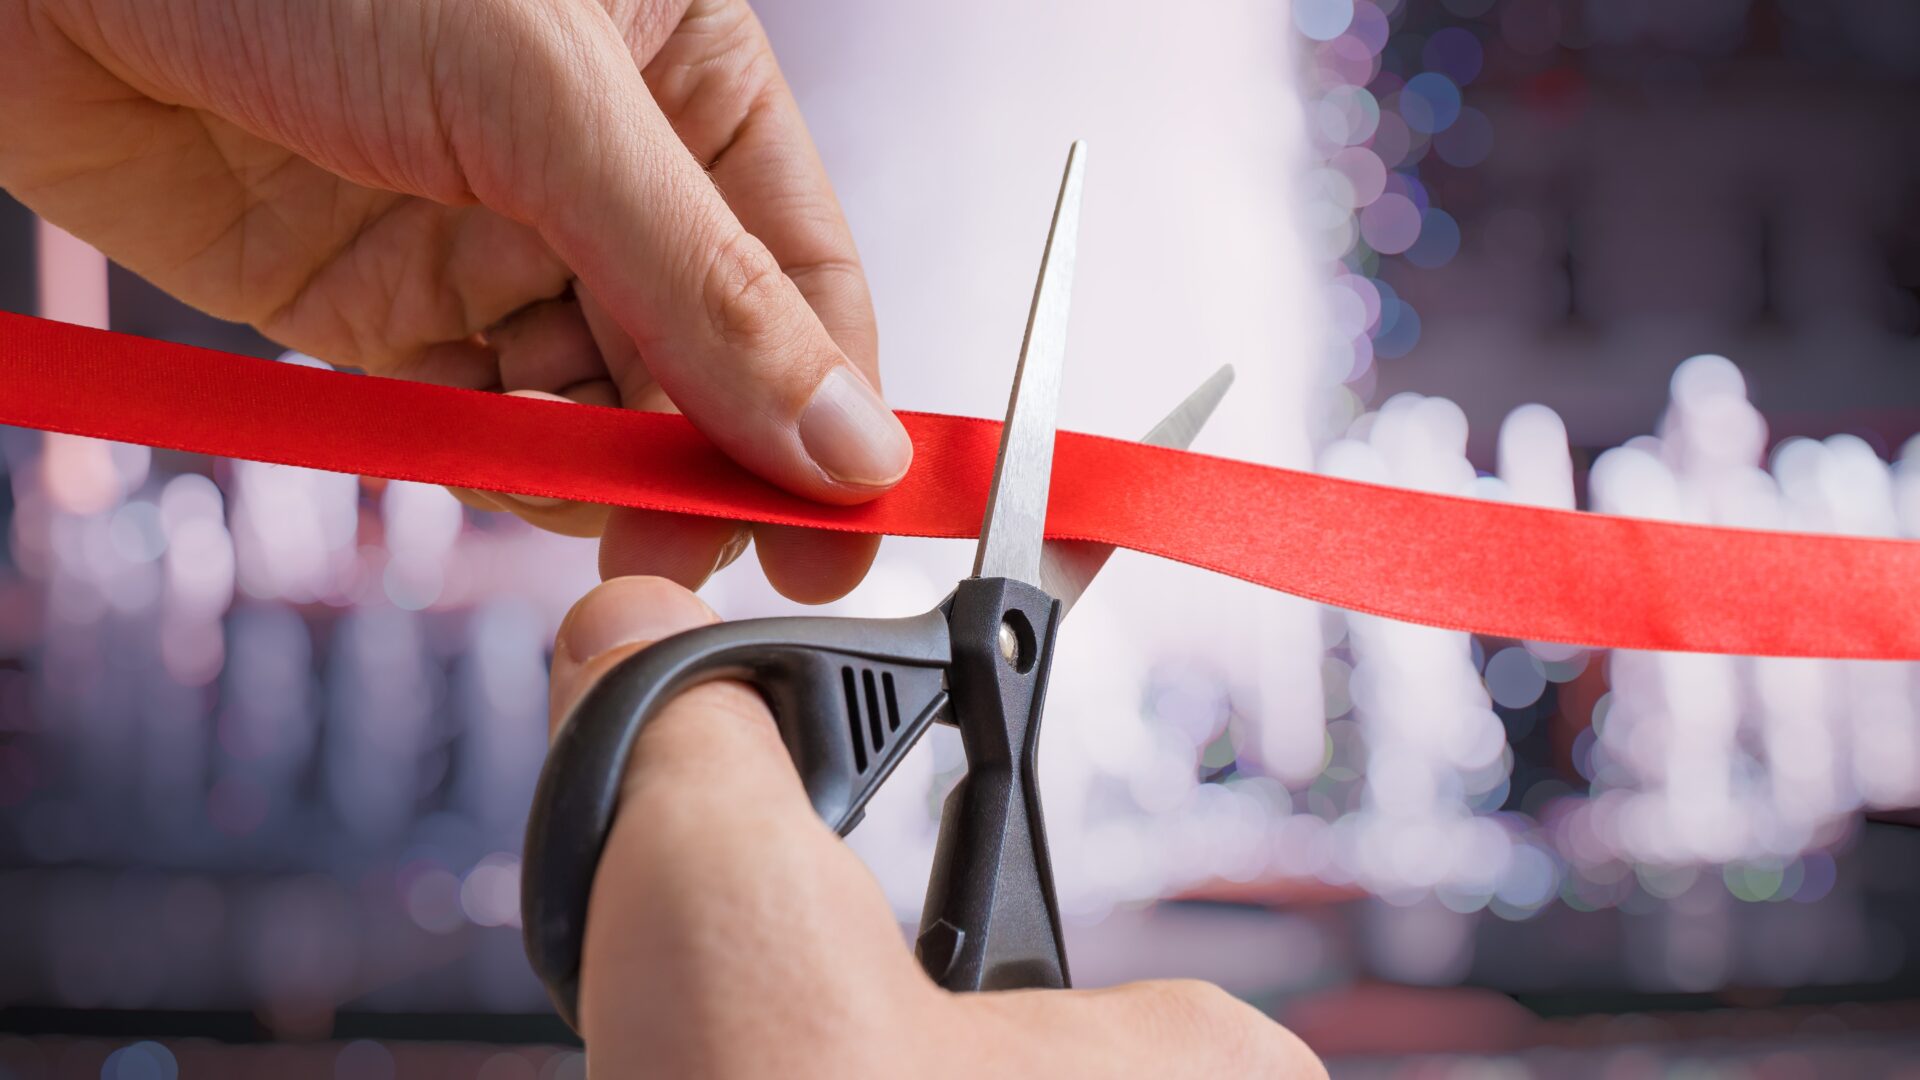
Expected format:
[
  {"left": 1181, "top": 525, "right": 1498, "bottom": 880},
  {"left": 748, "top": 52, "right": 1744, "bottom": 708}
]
[{"left": 1038, "top": 364, "right": 1235, "bottom": 618}]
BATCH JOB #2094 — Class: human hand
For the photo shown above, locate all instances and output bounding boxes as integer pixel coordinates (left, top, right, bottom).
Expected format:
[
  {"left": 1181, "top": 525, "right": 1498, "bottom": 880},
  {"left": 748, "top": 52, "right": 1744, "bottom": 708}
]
[
  {"left": 544, "top": 575, "right": 1328, "bottom": 1078},
  {"left": 0, "top": 0, "right": 908, "bottom": 602}
]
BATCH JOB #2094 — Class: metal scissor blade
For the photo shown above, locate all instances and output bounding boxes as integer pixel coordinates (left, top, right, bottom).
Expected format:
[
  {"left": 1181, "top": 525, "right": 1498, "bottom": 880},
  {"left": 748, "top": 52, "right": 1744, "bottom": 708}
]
[
  {"left": 1039, "top": 364, "right": 1235, "bottom": 618},
  {"left": 972, "top": 141, "right": 1086, "bottom": 584}
]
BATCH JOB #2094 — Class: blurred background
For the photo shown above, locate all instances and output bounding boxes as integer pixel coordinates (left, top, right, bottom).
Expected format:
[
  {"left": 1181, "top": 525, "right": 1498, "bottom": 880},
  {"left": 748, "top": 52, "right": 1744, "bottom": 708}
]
[{"left": 4, "top": 0, "right": 1920, "bottom": 1076}]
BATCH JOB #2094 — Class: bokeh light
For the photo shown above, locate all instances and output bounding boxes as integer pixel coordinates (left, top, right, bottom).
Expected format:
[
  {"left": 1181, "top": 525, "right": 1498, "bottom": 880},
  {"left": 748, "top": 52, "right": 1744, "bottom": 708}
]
[
  {"left": 1360, "top": 193, "right": 1423, "bottom": 254},
  {"left": 1400, "top": 72, "right": 1463, "bottom": 133},
  {"left": 1404, "top": 207, "right": 1461, "bottom": 267},
  {"left": 1296, "top": 0, "right": 1356, "bottom": 42},
  {"left": 1422, "top": 26, "right": 1485, "bottom": 84}
]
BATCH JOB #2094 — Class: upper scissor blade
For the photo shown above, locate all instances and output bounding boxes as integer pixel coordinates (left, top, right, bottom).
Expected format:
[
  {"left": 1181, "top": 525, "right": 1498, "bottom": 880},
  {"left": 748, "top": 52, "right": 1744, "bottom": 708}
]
[
  {"left": 972, "top": 141, "right": 1086, "bottom": 585},
  {"left": 1039, "top": 364, "right": 1235, "bottom": 618}
]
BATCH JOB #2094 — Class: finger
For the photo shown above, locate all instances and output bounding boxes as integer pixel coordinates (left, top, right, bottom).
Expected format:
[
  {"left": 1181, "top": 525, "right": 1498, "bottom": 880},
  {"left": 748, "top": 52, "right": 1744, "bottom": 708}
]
[
  {"left": 446, "top": 485, "right": 609, "bottom": 537},
  {"left": 446, "top": 482, "right": 610, "bottom": 538},
  {"left": 642, "top": 2, "right": 881, "bottom": 389},
  {"left": 580, "top": 289, "right": 763, "bottom": 593},
  {"left": 487, "top": 495, "right": 609, "bottom": 538},
  {"left": 548, "top": 574, "right": 724, "bottom": 727},
  {"left": 577, "top": 283, "right": 675, "bottom": 416},
  {"left": 752, "top": 524, "right": 880, "bottom": 605},
  {"left": 575, "top": 283, "right": 649, "bottom": 401},
  {"left": 379, "top": 337, "right": 500, "bottom": 389},
  {"left": 445, "top": 390, "right": 611, "bottom": 537},
  {"left": 447, "top": 485, "right": 509, "bottom": 515},
  {"left": 487, "top": 294, "right": 621, "bottom": 407},
  {"left": 598, "top": 508, "right": 750, "bottom": 590},
  {"left": 602, "top": 512, "right": 876, "bottom": 605},
  {"left": 525, "top": 8, "right": 912, "bottom": 505},
  {"left": 635, "top": 2, "right": 890, "bottom": 604},
  {"left": 961, "top": 980, "right": 1327, "bottom": 1079}
]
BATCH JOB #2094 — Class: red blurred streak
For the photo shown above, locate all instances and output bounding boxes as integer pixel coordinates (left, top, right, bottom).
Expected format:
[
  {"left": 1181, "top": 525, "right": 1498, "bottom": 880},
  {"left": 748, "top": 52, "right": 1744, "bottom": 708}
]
[
  {"left": 1176, "top": 876, "right": 1368, "bottom": 908},
  {"left": 1286, "top": 982, "right": 1539, "bottom": 1056},
  {"left": 1285, "top": 984, "right": 1920, "bottom": 1057}
]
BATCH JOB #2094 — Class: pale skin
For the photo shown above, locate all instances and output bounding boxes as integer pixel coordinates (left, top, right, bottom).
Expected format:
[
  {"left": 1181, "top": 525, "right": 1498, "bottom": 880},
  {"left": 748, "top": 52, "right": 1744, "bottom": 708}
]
[
  {"left": 0, "top": 0, "right": 915, "bottom": 602},
  {"left": 2, "top": 0, "right": 1325, "bottom": 1071}
]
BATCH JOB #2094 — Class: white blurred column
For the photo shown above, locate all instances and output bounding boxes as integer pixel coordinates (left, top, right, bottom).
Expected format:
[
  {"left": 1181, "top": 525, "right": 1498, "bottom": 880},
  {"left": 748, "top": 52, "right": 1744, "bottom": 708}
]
[
  {"left": 1329, "top": 395, "right": 1507, "bottom": 910},
  {"left": 35, "top": 219, "right": 108, "bottom": 329},
  {"left": 755, "top": 0, "right": 1330, "bottom": 916}
]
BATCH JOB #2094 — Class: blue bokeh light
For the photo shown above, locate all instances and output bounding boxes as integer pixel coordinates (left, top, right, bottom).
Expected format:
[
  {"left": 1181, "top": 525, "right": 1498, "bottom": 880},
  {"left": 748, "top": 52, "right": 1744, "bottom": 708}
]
[
  {"left": 1401, "top": 72, "right": 1464, "bottom": 134},
  {"left": 1406, "top": 208, "right": 1462, "bottom": 268}
]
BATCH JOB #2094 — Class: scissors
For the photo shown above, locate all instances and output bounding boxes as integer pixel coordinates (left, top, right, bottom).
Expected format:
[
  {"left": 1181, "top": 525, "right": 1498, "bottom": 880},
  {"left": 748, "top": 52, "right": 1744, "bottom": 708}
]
[{"left": 521, "top": 142, "right": 1234, "bottom": 1029}]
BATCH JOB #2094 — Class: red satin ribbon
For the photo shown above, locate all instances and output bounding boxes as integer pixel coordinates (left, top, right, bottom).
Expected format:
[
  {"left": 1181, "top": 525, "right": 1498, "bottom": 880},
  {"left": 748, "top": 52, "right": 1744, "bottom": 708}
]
[{"left": 3, "top": 311, "right": 1917, "bottom": 658}]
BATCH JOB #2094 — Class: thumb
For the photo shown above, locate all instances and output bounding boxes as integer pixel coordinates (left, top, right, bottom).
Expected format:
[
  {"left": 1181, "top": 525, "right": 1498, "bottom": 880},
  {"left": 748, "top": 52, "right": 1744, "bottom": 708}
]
[
  {"left": 549, "top": 575, "right": 729, "bottom": 729},
  {"left": 522, "top": 33, "right": 913, "bottom": 504},
  {"left": 547, "top": 576, "right": 927, "bottom": 1062}
]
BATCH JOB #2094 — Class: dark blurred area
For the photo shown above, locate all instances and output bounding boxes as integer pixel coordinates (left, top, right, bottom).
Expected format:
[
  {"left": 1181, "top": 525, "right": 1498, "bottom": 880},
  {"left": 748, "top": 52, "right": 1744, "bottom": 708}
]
[
  {"left": 5, "top": 1, "right": 1920, "bottom": 1078},
  {"left": 1352, "top": 0, "right": 1920, "bottom": 461}
]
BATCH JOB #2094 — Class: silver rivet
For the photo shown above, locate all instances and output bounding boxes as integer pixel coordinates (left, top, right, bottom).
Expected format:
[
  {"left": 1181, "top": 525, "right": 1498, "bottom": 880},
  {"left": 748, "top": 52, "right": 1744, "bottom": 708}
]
[{"left": 998, "top": 620, "right": 1020, "bottom": 665}]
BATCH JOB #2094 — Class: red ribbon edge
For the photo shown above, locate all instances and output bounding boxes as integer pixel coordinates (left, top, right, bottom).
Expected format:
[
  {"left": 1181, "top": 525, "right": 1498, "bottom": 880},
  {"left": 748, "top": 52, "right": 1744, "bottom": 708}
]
[{"left": 2, "top": 311, "right": 1917, "bottom": 659}]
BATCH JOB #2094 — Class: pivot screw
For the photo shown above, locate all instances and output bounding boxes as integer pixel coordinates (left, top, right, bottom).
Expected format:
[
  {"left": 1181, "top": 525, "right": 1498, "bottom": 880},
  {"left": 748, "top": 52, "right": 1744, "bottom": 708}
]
[{"left": 998, "top": 619, "right": 1021, "bottom": 666}]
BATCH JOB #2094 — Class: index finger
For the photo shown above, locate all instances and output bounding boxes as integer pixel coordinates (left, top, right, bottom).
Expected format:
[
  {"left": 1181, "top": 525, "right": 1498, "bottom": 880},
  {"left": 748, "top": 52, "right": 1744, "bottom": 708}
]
[
  {"left": 514, "top": 4, "right": 909, "bottom": 506},
  {"left": 639, "top": 1, "right": 881, "bottom": 386},
  {"left": 633, "top": 1, "right": 889, "bottom": 598}
]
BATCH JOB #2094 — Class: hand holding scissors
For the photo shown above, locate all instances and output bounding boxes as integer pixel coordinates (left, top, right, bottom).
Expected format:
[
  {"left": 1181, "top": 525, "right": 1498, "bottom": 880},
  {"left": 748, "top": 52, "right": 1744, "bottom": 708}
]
[{"left": 524, "top": 144, "right": 1324, "bottom": 1076}]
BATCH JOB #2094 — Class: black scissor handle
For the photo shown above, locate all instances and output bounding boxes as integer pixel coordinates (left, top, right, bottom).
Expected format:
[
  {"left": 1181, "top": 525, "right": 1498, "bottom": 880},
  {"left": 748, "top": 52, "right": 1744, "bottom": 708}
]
[
  {"left": 917, "top": 576, "right": 1071, "bottom": 993},
  {"left": 521, "top": 607, "right": 953, "bottom": 1031},
  {"left": 521, "top": 578, "right": 1073, "bottom": 1031}
]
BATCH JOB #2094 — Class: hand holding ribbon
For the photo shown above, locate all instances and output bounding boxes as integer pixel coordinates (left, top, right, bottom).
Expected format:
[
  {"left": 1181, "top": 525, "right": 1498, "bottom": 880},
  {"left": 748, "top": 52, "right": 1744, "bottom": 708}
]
[{"left": 0, "top": 0, "right": 908, "bottom": 602}]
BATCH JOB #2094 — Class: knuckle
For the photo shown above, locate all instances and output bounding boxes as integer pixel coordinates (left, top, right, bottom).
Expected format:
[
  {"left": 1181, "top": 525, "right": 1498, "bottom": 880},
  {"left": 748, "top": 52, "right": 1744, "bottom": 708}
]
[
  {"left": 699, "top": 229, "right": 808, "bottom": 362},
  {"left": 649, "top": 0, "right": 771, "bottom": 127},
  {"left": 786, "top": 253, "right": 870, "bottom": 310},
  {"left": 641, "top": 680, "right": 784, "bottom": 778}
]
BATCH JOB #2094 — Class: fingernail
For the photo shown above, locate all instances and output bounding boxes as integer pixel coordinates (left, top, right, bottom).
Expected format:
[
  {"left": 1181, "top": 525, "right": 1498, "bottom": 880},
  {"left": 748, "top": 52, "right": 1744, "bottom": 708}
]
[
  {"left": 714, "top": 528, "right": 752, "bottom": 575},
  {"left": 559, "top": 578, "right": 716, "bottom": 664},
  {"left": 499, "top": 491, "right": 566, "bottom": 510},
  {"left": 798, "top": 366, "right": 913, "bottom": 488},
  {"left": 550, "top": 581, "right": 716, "bottom": 724}
]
